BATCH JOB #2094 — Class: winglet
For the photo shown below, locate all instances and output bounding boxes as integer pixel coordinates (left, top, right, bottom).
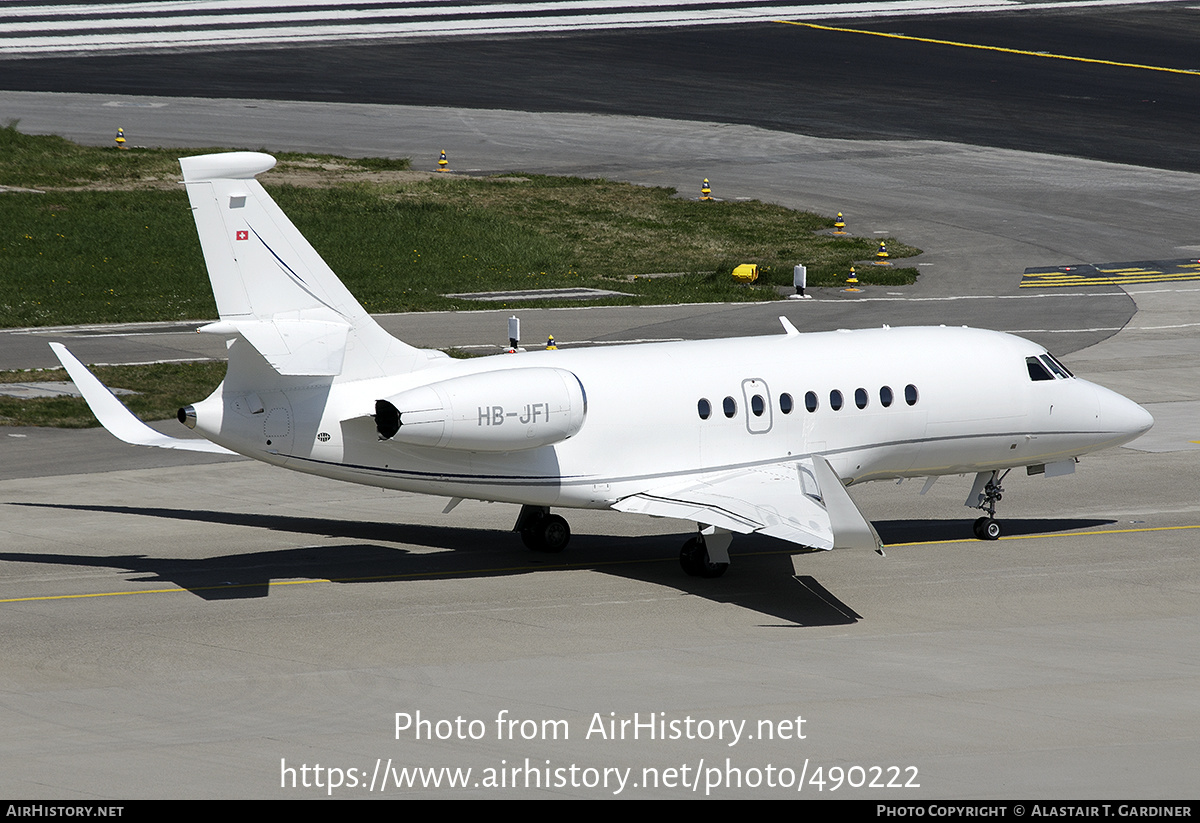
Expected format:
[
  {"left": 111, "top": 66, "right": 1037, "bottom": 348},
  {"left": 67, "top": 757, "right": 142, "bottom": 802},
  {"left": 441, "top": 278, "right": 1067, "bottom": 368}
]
[
  {"left": 48, "top": 343, "right": 237, "bottom": 455},
  {"left": 809, "top": 455, "right": 884, "bottom": 554}
]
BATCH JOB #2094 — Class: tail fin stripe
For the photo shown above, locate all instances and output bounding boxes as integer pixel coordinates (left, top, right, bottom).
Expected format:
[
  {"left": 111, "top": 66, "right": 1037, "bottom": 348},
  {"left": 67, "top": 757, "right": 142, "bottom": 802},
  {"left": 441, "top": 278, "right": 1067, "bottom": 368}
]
[{"left": 248, "top": 226, "right": 345, "bottom": 318}]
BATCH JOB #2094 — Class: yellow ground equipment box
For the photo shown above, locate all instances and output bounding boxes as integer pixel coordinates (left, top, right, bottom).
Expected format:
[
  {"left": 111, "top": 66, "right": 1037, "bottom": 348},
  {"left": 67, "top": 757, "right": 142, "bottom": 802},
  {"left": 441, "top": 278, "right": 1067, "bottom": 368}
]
[{"left": 732, "top": 263, "right": 759, "bottom": 283}]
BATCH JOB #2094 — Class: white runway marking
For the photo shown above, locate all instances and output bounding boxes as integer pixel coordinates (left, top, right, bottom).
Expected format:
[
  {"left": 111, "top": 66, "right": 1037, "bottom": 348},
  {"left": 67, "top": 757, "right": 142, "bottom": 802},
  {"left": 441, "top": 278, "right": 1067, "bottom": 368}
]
[{"left": 0, "top": 0, "right": 1177, "bottom": 56}]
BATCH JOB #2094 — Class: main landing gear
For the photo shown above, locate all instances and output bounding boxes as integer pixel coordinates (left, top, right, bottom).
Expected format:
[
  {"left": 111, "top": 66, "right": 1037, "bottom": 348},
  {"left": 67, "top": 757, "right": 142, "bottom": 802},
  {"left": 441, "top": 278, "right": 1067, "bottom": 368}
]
[
  {"left": 970, "top": 469, "right": 1009, "bottom": 541},
  {"left": 679, "top": 527, "right": 732, "bottom": 578},
  {"left": 514, "top": 505, "right": 571, "bottom": 553},
  {"left": 514, "top": 507, "right": 734, "bottom": 579}
]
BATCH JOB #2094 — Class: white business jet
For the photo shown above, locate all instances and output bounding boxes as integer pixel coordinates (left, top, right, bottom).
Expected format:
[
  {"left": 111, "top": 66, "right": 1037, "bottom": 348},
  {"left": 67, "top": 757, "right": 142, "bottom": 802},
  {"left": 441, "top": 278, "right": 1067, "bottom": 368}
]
[{"left": 51, "top": 152, "right": 1153, "bottom": 577}]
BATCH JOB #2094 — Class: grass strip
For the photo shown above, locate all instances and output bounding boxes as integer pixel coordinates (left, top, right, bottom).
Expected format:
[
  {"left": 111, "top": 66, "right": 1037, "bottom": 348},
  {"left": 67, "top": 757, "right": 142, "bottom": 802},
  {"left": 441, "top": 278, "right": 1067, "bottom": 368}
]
[
  {"left": 1, "top": 124, "right": 918, "bottom": 329},
  {"left": 0, "top": 362, "right": 227, "bottom": 428}
]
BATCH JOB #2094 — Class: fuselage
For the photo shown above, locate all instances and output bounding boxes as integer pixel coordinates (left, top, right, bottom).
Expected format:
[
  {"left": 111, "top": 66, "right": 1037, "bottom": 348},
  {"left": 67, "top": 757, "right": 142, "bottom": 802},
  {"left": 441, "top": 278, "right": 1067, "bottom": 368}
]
[
  {"left": 58, "top": 151, "right": 1155, "bottom": 560},
  {"left": 187, "top": 325, "right": 1152, "bottom": 511}
]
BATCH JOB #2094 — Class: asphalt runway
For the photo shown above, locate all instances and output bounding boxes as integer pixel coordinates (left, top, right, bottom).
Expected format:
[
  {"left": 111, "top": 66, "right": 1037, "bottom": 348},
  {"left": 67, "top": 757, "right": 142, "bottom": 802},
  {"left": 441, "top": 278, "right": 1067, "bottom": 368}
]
[
  {"left": 4, "top": 3, "right": 1200, "bottom": 171},
  {"left": 2, "top": 4, "right": 1200, "bottom": 800}
]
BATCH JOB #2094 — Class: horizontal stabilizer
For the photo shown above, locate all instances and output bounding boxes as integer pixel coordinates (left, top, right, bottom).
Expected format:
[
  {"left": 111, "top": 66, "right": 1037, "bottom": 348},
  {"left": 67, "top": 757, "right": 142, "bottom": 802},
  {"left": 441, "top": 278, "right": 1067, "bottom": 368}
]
[
  {"left": 48, "top": 343, "right": 236, "bottom": 455},
  {"left": 199, "top": 317, "right": 350, "bottom": 376}
]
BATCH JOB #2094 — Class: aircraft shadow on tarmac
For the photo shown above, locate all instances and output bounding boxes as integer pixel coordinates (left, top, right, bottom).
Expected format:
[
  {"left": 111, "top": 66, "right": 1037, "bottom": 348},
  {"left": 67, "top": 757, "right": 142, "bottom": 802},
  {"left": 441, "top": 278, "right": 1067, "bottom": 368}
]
[
  {"left": 6, "top": 503, "right": 1110, "bottom": 625},
  {"left": 871, "top": 517, "right": 1113, "bottom": 545}
]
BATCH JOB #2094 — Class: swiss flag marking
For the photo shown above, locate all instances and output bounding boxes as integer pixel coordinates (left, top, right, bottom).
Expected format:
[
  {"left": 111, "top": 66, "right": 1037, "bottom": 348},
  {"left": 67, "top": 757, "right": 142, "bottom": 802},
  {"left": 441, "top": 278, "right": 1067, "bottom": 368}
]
[{"left": 236, "top": 230, "right": 249, "bottom": 241}]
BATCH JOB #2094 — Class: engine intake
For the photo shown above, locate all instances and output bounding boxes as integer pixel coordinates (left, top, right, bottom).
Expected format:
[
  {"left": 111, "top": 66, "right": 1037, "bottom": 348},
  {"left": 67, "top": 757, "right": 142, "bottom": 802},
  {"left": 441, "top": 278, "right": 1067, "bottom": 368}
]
[{"left": 375, "top": 367, "right": 587, "bottom": 452}]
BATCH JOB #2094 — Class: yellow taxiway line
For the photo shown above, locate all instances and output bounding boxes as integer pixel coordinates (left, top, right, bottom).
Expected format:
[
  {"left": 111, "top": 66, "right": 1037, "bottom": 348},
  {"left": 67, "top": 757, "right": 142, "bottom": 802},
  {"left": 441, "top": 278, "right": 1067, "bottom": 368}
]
[
  {"left": 885, "top": 522, "right": 1200, "bottom": 547},
  {"left": 3, "top": 524, "right": 1199, "bottom": 604},
  {"left": 775, "top": 20, "right": 1200, "bottom": 77}
]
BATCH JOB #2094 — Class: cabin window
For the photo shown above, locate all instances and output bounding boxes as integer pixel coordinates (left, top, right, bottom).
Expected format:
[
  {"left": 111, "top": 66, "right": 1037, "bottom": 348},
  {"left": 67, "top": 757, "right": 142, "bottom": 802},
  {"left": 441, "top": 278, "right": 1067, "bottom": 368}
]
[
  {"left": 830, "top": 390, "right": 844, "bottom": 411},
  {"left": 723, "top": 396, "right": 737, "bottom": 418},
  {"left": 698, "top": 398, "right": 711, "bottom": 420},
  {"left": 780, "top": 393, "right": 794, "bottom": 414},
  {"left": 751, "top": 394, "right": 765, "bottom": 417},
  {"left": 880, "top": 385, "right": 894, "bottom": 407},
  {"left": 805, "top": 391, "right": 818, "bottom": 413},
  {"left": 855, "top": 388, "right": 868, "bottom": 409},
  {"left": 1026, "top": 356, "right": 1054, "bottom": 381},
  {"left": 905, "top": 384, "right": 919, "bottom": 406}
]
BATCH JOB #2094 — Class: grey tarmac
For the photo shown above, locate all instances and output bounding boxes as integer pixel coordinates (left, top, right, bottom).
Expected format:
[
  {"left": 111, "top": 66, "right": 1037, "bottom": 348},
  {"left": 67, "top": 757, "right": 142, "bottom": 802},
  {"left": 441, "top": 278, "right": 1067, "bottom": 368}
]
[{"left": 0, "top": 92, "right": 1197, "bottom": 799}]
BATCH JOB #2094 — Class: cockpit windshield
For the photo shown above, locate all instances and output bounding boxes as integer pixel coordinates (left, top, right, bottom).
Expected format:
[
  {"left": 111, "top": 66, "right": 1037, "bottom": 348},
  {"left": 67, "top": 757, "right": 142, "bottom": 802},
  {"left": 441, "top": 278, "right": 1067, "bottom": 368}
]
[
  {"left": 1041, "top": 353, "right": 1074, "bottom": 378},
  {"left": 1027, "top": 352, "right": 1075, "bottom": 381},
  {"left": 1027, "top": 357, "right": 1054, "bottom": 381}
]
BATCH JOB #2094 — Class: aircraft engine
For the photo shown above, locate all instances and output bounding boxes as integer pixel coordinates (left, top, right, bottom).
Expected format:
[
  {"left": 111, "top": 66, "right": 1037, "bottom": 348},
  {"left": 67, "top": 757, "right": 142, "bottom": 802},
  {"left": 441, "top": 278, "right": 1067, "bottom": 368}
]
[{"left": 374, "top": 367, "right": 587, "bottom": 452}]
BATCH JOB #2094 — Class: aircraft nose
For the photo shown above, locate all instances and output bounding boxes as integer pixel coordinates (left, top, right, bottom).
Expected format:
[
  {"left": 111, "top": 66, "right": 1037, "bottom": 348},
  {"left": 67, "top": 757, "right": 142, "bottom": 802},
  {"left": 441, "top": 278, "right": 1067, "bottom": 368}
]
[{"left": 1098, "top": 386, "right": 1153, "bottom": 445}]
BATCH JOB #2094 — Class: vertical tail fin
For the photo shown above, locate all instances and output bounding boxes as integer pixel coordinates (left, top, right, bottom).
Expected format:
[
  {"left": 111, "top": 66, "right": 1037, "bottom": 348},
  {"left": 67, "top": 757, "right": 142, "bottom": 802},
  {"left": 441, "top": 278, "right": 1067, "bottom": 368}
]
[{"left": 180, "top": 152, "right": 437, "bottom": 379}]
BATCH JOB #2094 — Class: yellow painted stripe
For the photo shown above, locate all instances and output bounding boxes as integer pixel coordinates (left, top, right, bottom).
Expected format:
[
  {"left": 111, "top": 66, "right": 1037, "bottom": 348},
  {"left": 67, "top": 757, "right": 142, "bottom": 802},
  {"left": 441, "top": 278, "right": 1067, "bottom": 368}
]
[
  {"left": 1032, "top": 275, "right": 1200, "bottom": 281},
  {"left": 0, "top": 577, "right": 327, "bottom": 603},
  {"left": 1021, "top": 278, "right": 1147, "bottom": 284},
  {"left": 1023, "top": 281, "right": 1195, "bottom": 288},
  {"left": 4, "top": 523, "right": 1199, "bottom": 603},
  {"left": 887, "top": 522, "right": 1200, "bottom": 547},
  {"left": 0, "top": 555, "right": 682, "bottom": 604},
  {"left": 775, "top": 20, "right": 1200, "bottom": 77},
  {"left": 1021, "top": 273, "right": 1200, "bottom": 287}
]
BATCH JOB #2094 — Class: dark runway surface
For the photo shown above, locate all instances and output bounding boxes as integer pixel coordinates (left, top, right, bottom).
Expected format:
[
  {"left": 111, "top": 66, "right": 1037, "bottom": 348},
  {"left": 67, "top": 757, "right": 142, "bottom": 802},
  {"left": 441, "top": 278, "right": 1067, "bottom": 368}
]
[
  {"left": 3, "top": 5, "right": 1200, "bottom": 171},
  {"left": 3, "top": 4, "right": 1200, "bottom": 801}
]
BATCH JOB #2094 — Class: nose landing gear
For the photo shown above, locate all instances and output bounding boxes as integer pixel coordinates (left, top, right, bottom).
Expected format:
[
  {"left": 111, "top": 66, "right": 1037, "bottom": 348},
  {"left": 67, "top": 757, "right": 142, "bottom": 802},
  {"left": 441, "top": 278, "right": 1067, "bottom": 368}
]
[
  {"left": 968, "top": 469, "right": 1008, "bottom": 540},
  {"left": 973, "top": 516, "right": 1002, "bottom": 540}
]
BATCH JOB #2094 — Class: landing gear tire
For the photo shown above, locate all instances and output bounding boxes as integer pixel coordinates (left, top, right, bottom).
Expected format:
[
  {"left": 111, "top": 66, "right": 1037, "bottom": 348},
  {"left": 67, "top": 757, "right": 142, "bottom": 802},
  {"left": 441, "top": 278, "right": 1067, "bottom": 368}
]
[
  {"left": 522, "top": 513, "right": 571, "bottom": 553},
  {"left": 970, "top": 470, "right": 1007, "bottom": 542},
  {"left": 679, "top": 537, "right": 728, "bottom": 578},
  {"left": 973, "top": 516, "right": 1001, "bottom": 541}
]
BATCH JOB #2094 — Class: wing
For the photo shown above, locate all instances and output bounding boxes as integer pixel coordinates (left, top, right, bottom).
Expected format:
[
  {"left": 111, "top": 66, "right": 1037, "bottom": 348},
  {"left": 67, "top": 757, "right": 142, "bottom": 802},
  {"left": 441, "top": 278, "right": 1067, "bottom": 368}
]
[
  {"left": 613, "top": 454, "right": 882, "bottom": 553},
  {"left": 49, "top": 343, "right": 238, "bottom": 455}
]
